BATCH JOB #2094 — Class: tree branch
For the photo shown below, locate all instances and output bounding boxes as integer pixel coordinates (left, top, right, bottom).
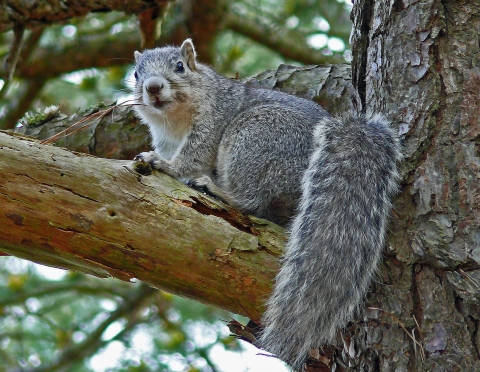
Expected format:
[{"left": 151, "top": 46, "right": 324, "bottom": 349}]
[
  {"left": 0, "top": 282, "right": 126, "bottom": 306},
  {"left": 12, "top": 31, "right": 141, "bottom": 80},
  {"left": 0, "top": 0, "right": 171, "bottom": 33},
  {"left": 0, "top": 24, "right": 25, "bottom": 100},
  {"left": 0, "top": 131, "right": 284, "bottom": 321},
  {"left": 224, "top": 8, "right": 343, "bottom": 65}
]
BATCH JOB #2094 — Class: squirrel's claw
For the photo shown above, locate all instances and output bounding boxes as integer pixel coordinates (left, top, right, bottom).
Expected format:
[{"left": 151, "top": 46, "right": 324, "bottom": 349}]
[
  {"left": 134, "top": 151, "right": 159, "bottom": 164},
  {"left": 133, "top": 151, "right": 161, "bottom": 175}
]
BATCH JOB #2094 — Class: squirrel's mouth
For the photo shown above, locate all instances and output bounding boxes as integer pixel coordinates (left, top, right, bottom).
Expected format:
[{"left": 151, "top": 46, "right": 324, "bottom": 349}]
[{"left": 151, "top": 96, "right": 168, "bottom": 109}]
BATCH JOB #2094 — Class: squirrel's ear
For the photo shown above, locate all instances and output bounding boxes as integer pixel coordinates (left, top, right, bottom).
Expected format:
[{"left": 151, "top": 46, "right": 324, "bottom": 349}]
[
  {"left": 180, "top": 39, "right": 197, "bottom": 71},
  {"left": 134, "top": 51, "right": 142, "bottom": 63}
]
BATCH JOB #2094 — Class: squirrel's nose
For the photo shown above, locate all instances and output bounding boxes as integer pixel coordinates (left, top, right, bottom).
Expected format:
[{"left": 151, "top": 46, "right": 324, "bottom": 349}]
[{"left": 146, "top": 83, "right": 163, "bottom": 95}]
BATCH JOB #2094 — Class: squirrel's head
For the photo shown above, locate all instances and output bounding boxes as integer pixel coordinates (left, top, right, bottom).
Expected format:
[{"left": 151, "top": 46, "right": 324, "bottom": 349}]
[
  {"left": 133, "top": 39, "right": 199, "bottom": 112},
  {"left": 134, "top": 39, "right": 197, "bottom": 74}
]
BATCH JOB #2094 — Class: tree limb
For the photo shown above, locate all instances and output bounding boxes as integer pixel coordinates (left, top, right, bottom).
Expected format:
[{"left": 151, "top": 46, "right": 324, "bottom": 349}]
[
  {"left": 0, "top": 24, "right": 25, "bottom": 100},
  {"left": 0, "top": 0, "right": 171, "bottom": 33},
  {"left": 1, "top": 281, "right": 127, "bottom": 306},
  {"left": 11, "top": 31, "right": 142, "bottom": 80},
  {"left": 0, "top": 131, "right": 285, "bottom": 321},
  {"left": 224, "top": 8, "right": 343, "bottom": 65}
]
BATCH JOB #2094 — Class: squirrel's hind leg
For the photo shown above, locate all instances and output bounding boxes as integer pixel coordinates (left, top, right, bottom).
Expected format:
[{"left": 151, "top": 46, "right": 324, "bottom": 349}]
[{"left": 189, "top": 176, "right": 236, "bottom": 206}]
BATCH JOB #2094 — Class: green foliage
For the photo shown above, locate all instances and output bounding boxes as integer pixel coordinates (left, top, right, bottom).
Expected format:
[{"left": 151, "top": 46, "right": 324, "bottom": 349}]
[
  {"left": 0, "top": 258, "right": 244, "bottom": 372},
  {"left": 38, "top": 67, "right": 129, "bottom": 115},
  {"left": 214, "top": 31, "right": 286, "bottom": 78},
  {"left": 216, "top": 0, "right": 352, "bottom": 77},
  {"left": 19, "top": 105, "right": 61, "bottom": 127}
]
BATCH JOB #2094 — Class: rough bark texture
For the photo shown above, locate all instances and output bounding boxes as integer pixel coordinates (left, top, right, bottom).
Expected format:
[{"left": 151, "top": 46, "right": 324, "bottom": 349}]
[
  {"left": 0, "top": 130, "right": 284, "bottom": 322},
  {"left": 342, "top": 0, "right": 480, "bottom": 371}
]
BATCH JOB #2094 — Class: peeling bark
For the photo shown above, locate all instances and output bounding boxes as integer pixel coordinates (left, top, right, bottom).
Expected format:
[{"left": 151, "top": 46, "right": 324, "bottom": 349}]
[{"left": 0, "top": 131, "right": 285, "bottom": 322}]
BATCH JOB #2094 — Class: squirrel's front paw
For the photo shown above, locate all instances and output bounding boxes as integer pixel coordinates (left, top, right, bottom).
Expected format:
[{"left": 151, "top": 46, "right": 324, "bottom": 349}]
[
  {"left": 134, "top": 151, "right": 160, "bottom": 164},
  {"left": 133, "top": 151, "right": 165, "bottom": 175}
]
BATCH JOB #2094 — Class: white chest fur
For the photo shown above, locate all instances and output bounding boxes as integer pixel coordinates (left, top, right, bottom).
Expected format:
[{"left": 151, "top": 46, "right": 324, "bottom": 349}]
[{"left": 136, "top": 102, "right": 192, "bottom": 160}]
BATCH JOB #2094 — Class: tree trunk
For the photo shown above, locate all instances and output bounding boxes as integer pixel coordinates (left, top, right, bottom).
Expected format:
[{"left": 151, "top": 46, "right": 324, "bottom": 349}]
[{"left": 333, "top": 0, "right": 480, "bottom": 371}]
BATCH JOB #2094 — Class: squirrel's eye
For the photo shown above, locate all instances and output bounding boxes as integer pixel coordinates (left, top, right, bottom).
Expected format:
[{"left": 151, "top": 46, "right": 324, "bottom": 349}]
[
  {"left": 175, "top": 61, "right": 185, "bottom": 73},
  {"left": 134, "top": 71, "right": 138, "bottom": 80}
]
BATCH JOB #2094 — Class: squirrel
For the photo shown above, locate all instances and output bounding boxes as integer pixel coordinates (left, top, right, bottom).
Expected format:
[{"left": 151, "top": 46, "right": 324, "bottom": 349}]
[{"left": 132, "top": 39, "right": 401, "bottom": 369}]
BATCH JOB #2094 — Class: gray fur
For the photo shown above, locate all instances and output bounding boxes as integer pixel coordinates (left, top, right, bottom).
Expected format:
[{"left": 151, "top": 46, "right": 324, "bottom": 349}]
[
  {"left": 133, "top": 39, "right": 401, "bottom": 369},
  {"left": 260, "top": 114, "right": 401, "bottom": 369}
]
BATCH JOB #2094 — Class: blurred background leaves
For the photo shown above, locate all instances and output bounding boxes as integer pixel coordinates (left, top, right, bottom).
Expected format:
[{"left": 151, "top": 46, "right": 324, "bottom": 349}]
[{"left": 1, "top": 0, "right": 352, "bottom": 130}]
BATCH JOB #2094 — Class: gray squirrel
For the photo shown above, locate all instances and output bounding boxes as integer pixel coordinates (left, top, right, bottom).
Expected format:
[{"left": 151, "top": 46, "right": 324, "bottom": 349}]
[{"left": 133, "top": 39, "right": 401, "bottom": 369}]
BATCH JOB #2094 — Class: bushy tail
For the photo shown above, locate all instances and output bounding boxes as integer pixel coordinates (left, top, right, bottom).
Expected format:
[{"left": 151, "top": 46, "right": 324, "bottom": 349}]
[{"left": 259, "top": 115, "right": 401, "bottom": 369}]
